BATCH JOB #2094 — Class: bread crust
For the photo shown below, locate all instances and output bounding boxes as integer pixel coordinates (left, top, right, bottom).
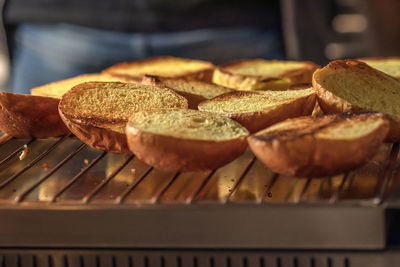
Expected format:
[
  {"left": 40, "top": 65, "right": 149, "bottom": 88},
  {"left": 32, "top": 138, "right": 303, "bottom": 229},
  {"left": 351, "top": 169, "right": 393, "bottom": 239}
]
[
  {"left": 59, "top": 111, "right": 130, "bottom": 154},
  {"left": 104, "top": 56, "right": 214, "bottom": 82},
  {"left": 141, "top": 75, "right": 207, "bottom": 109},
  {"left": 126, "top": 125, "right": 248, "bottom": 172},
  {"left": 313, "top": 59, "right": 400, "bottom": 141},
  {"left": 198, "top": 90, "right": 316, "bottom": 133},
  {"left": 213, "top": 59, "right": 319, "bottom": 91},
  {"left": 248, "top": 113, "right": 389, "bottom": 178},
  {"left": 0, "top": 93, "right": 68, "bottom": 138},
  {"left": 59, "top": 81, "right": 188, "bottom": 154}
]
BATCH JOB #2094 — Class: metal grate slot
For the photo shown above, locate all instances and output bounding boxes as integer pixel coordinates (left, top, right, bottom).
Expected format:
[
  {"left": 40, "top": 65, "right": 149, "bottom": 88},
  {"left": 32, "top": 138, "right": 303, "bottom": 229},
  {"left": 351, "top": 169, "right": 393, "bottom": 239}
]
[
  {"left": 82, "top": 154, "right": 135, "bottom": 203},
  {"left": 185, "top": 170, "right": 215, "bottom": 204},
  {"left": 223, "top": 157, "right": 256, "bottom": 203},
  {"left": 115, "top": 166, "right": 153, "bottom": 204},
  {"left": 50, "top": 151, "right": 107, "bottom": 202},
  {"left": 375, "top": 142, "right": 400, "bottom": 204},
  {"left": 0, "top": 136, "right": 68, "bottom": 190},
  {"left": 151, "top": 172, "right": 180, "bottom": 203},
  {"left": 14, "top": 143, "right": 87, "bottom": 203}
]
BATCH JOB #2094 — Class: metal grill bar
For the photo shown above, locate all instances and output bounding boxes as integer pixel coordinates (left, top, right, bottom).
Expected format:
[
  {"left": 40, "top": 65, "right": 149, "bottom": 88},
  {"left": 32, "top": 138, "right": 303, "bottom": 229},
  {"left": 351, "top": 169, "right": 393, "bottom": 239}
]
[
  {"left": 375, "top": 142, "right": 400, "bottom": 204},
  {"left": 151, "top": 172, "right": 181, "bottom": 203},
  {"left": 0, "top": 136, "right": 68, "bottom": 190},
  {"left": 115, "top": 166, "right": 153, "bottom": 204},
  {"left": 284, "top": 178, "right": 301, "bottom": 201},
  {"left": 82, "top": 154, "right": 135, "bottom": 203},
  {"left": 50, "top": 151, "right": 107, "bottom": 202},
  {"left": 186, "top": 170, "right": 216, "bottom": 204},
  {"left": 258, "top": 173, "right": 279, "bottom": 204},
  {"left": 224, "top": 157, "right": 257, "bottom": 203},
  {"left": 295, "top": 178, "right": 312, "bottom": 203},
  {"left": 0, "top": 139, "right": 35, "bottom": 168},
  {"left": 14, "top": 143, "right": 87, "bottom": 203},
  {"left": 0, "top": 134, "right": 12, "bottom": 146},
  {"left": 329, "top": 173, "right": 351, "bottom": 204}
]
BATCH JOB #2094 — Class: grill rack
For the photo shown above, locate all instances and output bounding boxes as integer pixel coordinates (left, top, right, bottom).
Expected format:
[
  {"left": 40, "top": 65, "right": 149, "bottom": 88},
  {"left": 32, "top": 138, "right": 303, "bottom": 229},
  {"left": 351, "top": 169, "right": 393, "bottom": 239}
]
[
  {"left": 0, "top": 135, "right": 397, "bottom": 205},
  {"left": 0, "top": 135, "right": 398, "bottom": 249}
]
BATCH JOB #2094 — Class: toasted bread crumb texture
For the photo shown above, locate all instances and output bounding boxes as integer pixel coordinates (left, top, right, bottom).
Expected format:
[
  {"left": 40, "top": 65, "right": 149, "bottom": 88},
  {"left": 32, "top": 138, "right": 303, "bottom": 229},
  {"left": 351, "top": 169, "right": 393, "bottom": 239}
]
[
  {"left": 31, "top": 73, "right": 128, "bottom": 98},
  {"left": 129, "top": 109, "right": 248, "bottom": 140},
  {"left": 257, "top": 113, "right": 387, "bottom": 141},
  {"left": 199, "top": 88, "right": 314, "bottom": 113},
  {"left": 315, "top": 60, "right": 400, "bottom": 119},
  {"left": 61, "top": 82, "right": 187, "bottom": 122},
  {"left": 359, "top": 58, "right": 400, "bottom": 77},
  {"left": 106, "top": 57, "right": 213, "bottom": 77},
  {"left": 224, "top": 59, "right": 307, "bottom": 76},
  {"left": 160, "top": 78, "right": 233, "bottom": 99}
]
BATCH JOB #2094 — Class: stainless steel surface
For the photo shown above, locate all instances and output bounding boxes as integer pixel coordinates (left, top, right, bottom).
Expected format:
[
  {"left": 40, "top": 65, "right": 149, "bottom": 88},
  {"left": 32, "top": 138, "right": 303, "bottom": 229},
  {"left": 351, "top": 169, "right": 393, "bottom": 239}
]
[{"left": 0, "top": 136, "right": 398, "bottom": 249}]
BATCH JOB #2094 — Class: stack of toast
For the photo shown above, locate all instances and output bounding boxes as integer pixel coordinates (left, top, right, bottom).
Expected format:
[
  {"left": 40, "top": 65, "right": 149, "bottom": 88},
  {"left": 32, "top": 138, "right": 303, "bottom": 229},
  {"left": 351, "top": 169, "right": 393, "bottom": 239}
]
[{"left": 1, "top": 55, "right": 399, "bottom": 177}]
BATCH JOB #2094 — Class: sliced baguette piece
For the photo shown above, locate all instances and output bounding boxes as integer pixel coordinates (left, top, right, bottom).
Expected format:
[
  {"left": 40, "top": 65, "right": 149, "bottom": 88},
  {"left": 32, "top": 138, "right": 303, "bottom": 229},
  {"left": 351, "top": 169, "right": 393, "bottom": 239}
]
[
  {"left": 313, "top": 59, "right": 400, "bottom": 142},
  {"left": 141, "top": 75, "right": 234, "bottom": 109},
  {"left": 288, "top": 83, "right": 324, "bottom": 116},
  {"left": 31, "top": 73, "right": 132, "bottom": 99},
  {"left": 59, "top": 82, "right": 188, "bottom": 154},
  {"left": 213, "top": 59, "right": 319, "bottom": 91},
  {"left": 248, "top": 113, "right": 389, "bottom": 178},
  {"left": 198, "top": 88, "right": 315, "bottom": 133},
  {"left": 358, "top": 57, "right": 400, "bottom": 80},
  {"left": 104, "top": 56, "right": 215, "bottom": 82},
  {"left": 126, "top": 109, "right": 249, "bottom": 172},
  {"left": 0, "top": 93, "right": 68, "bottom": 138}
]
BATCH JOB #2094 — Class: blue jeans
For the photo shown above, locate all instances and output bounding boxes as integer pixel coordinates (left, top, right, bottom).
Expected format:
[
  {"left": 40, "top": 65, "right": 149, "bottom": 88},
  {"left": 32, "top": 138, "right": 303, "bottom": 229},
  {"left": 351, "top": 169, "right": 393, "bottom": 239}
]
[{"left": 9, "top": 24, "right": 284, "bottom": 94}]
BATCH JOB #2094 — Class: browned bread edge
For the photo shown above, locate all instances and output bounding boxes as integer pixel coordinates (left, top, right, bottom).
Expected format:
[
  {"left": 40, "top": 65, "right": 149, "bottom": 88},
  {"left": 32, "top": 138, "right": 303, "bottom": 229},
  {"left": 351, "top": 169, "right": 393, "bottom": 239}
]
[
  {"left": 312, "top": 59, "right": 400, "bottom": 142},
  {"left": 126, "top": 121, "right": 248, "bottom": 172},
  {"left": 198, "top": 90, "right": 316, "bottom": 133},
  {"left": 248, "top": 113, "right": 389, "bottom": 177},
  {"left": 0, "top": 93, "right": 68, "bottom": 138}
]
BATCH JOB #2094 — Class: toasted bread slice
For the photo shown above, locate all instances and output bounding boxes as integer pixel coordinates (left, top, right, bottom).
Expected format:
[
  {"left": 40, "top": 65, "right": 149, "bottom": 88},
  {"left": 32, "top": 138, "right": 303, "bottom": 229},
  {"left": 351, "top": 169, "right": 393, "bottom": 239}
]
[
  {"left": 213, "top": 59, "right": 318, "bottom": 91},
  {"left": 198, "top": 88, "right": 315, "bottom": 133},
  {"left": 358, "top": 57, "right": 400, "bottom": 80},
  {"left": 0, "top": 93, "right": 68, "bottom": 138},
  {"left": 141, "top": 75, "right": 234, "bottom": 109},
  {"left": 104, "top": 56, "right": 215, "bottom": 82},
  {"left": 288, "top": 83, "right": 324, "bottom": 116},
  {"left": 31, "top": 73, "right": 132, "bottom": 99},
  {"left": 126, "top": 109, "right": 249, "bottom": 172},
  {"left": 313, "top": 59, "right": 400, "bottom": 141},
  {"left": 248, "top": 113, "right": 389, "bottom": 177},
  {"left": 59, "top": 82, "right": 188, "bottom": 154}
]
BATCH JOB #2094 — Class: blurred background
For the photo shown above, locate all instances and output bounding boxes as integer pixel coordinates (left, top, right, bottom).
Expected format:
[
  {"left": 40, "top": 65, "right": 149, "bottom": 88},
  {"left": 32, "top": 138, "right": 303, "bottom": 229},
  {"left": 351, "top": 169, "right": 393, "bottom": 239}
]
[{"left": 0, "top": 0, "right": 398, "bottom": 93}]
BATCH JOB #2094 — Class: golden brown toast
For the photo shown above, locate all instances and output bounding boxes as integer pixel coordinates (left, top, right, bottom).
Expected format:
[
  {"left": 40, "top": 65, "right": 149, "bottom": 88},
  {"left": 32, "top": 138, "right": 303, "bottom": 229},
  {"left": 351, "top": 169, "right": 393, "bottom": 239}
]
[
  {"left": 358, "top": 57, "right": 400, "bottom": 80},
  {"left": 141, "top": 75, "right": 233, "bottom": 109},
  {"left": 59, "top": 82, "right": 188, "bottom": 154},
  {"left": 126, "top": 109, "right": 249, "bottom": 172},
  {"left": 104, "top": 56, "right": 215, "bottom": 82},
  {"left": 248, "top": 113, "right": 389, "bottom": 177},
  {"left": 30, "top": 73, "right": 131, "bottom": 99},
  {"left": 313, "top": 59, "right": 400, "bottom": 141},
  {"left": 213, "top": 59, "right": 319, "bottom": 91},
  {"left": 0, "top": 93, "right": 68, "bottom": 138},
  {"left": 198, "top": 88, "right": 315, "bottom": 133}
]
